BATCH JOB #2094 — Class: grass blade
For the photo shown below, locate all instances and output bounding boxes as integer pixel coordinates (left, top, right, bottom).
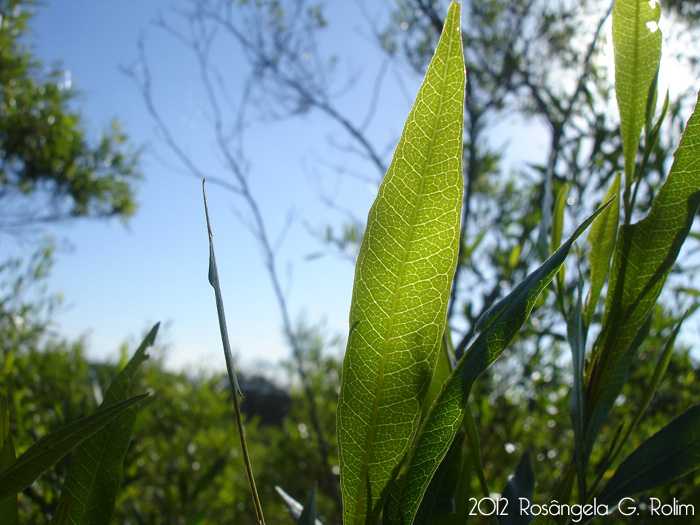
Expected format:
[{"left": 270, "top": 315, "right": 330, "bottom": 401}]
[
  {"left": 60, "top": 323, "right": 158, "bottom": 525},
  {"left": 336, "top": 2, "right": 465, "bottom": 523},
  {"left": 202, "top": 180, "right": 265, "bottom": 524},
  {"left": 0, "top": 394, "right": 148, "bottom": 504},
  {"left": 384, "top": 200, "right": 614, "bottom": 524}
]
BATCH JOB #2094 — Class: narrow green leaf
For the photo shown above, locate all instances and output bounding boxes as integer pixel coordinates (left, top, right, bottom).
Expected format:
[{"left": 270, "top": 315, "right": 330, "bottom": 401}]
[
  {"left": 274, "top": 486, "right": 324, "bottom": 525},
  {"left": 0, "top": 394, "right": 149, "bottom": 503},
  {"left": 598, "top": 404, "right": 700, "bottom": 505},
  {"left": 464, "top": 402, "right": 489, "bottom": 500},
  {"left": 0, "top": 397, "right": 18, "bottom": 525},
  {"left": 337, "top": 3, "right": 465, "bottom": 523},
  {"left": 414, "top": 430, "right": 464, "bottom": 523},
  {"left": 584, "top": 172, "right": 620, "bottom": 327},
  {"left": 384, "top": 200, "right": 613, "bottom": 524},
  {"left": 601, "top": 315, "right": 685, "bottom": 478},
  {"left": 551, "top": 183, "right": 570, "bottom": 298},
  {"left": 298, "top": 485, "right": 317, "bottom": 525},
  {"left": 551, "top": 183, "right": 569, "bottom": 253},
  {"left": 499, "top": 452, "right": 535, "bottom": 525},
  {"left": 528, "top": 464, "right": 576, "bottom": 525},
  {"left": 567, "top": 282, "right": 587, "bottom": 500},
  {"left": 49, "top": 497, "right": 70, "bottom": 525},
  {"left": 60, "top": 323, "right": 159, "bottom": 525},
  {"left": 585, "top": 92, "right": 700, "bottom": 453},
  {"left": 613, "top": 0, "right": 662, "bottom": 192},
  {"left": 421, "top": 333, "right": 454, "bottom": 424}
]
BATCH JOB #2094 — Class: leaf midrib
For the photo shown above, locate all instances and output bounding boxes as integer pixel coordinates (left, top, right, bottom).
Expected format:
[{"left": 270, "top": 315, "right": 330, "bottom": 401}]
[{"left": 353, "top": 37, "right": 458, "bottom": 524}]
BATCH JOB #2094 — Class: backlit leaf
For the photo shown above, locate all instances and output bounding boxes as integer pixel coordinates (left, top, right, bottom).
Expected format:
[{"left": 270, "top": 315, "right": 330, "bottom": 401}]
[
  {"left": 613, "top": 0, "right": 662, "bottom": 189},
  {"left": 336, "top": 3, "right": 465, "bottom": 523}
]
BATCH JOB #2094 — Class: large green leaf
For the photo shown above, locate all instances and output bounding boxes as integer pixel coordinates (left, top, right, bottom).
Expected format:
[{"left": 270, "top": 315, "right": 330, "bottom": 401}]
[
  {"left": 384, "top": 201, "right": 613, "bottom": 524},
  {"left": 613, "top": 0, "right": 662, "bottom": 190},
  {"left": 585, "top": 92, "right": 700, "bottom": 454},
  {"left": 0, "top": 393, "right": 149, "bottom": 503},
  {"left": 336, "top": 2, "right": 465, "bottom": 523},
  {"left": 60, "top": 323, "right": 159, "bottom": 525},
  {"left": 598, "top": 404, "right": 700, "bottom": 505}
]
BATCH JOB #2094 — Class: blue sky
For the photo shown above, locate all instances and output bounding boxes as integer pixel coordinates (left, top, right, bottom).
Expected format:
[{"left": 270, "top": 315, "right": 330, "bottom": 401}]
[{"left": 10, "top": 0, "right": 434, "bottom": 373}]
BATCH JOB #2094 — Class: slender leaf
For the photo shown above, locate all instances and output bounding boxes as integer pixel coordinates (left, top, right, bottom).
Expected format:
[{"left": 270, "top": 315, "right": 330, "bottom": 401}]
[
  {"left": 414, "top": 430, "right": 464, "bottom": 523},
  {"left": 0, "top": 394, "right": 148, "bottom": 503},
  {"left": 499, "top": 452, "right": 534, "bottom": 525},
  {"left": 49, "top": 497, "right": 70, "bottom": 525},
  {"left": 60, "top": 323, "right": 159, "bottom": 525},
  {"left": 464, "top": 402, "right": 489, "bottom": 500},
  {"left": 274, "top": 486, "right": 324, "bottom": 525},
  {"left": 613, "top": 0, "right": 662, "bottom": 193},
  {"left": 567, "top": 282, "right": 587, "bottom": 500},
  {"left": 384, "top": 200, "right": 614, "bottom": 524},
  {"left": 298, "top": 485, "right": 317, "bottom": 525},
  {"left": 598, "top": 404, "right": 700, "bottom": 505},
  {"left": 585, "top": 93, "right": 700, "bottom": 454},
  {"left": 421, "top": 333, "right": 454, "bottom": 423},
  {"left": 0, "top": 397, "right": 18, "bottom": 525},
  {"left": 203, "top": 180, "right": 265, "bottom": 524},
  {"left": 584, "top": 172, "right": 620, "bottom": 327},
  {"left": 528, "top": 465, "right": 575, "bottom": 525},
  {"left": 336, "top": 3, "right": 465, "bottom": 523},
  {"left": 601, "top": 315, "right": 686, "bottom": 477},
  {"left": 551, "top": 183, "right": 570, "bottom": 297}
]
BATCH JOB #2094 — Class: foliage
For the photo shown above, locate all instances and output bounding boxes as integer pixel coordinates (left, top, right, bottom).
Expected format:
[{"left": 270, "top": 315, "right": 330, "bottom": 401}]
[
  {"left": 332, "top": 2, "right": 700, "bottom": 523},
  {"left": 0, "top": 0, "right": 141, "bottom": 233},
  {"left": 4, "top": 0, "right": 700, "bottom": 524}
]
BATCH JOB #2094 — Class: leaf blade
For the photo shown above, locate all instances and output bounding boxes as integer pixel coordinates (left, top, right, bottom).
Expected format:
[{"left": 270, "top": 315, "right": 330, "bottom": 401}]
[
  {"left": 598, "top": 404, "right": 700, "bottom": 505},
  {"left": 613, "top": 0, "right": 662, "bottom": 190},
  {"left": 336, "top": 2, "right": 465, "bottom": 523},
  {"left": 0, "top": 393, "right": 149, "bottom": 504},
  {"left": 60, "top": 323, "right": 158, "bottom": 525}
]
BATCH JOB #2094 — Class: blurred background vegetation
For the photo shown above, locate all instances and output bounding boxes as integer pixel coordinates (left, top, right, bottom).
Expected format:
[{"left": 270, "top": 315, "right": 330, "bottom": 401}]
[{"left": 2, "top": 0, "right": 700, "bottom": 523}]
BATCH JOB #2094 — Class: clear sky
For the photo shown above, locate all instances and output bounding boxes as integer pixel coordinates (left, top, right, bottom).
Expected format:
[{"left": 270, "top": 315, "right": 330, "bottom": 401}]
[{"left": 7, "top": 1, "right": 695, "bottom": 375}]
